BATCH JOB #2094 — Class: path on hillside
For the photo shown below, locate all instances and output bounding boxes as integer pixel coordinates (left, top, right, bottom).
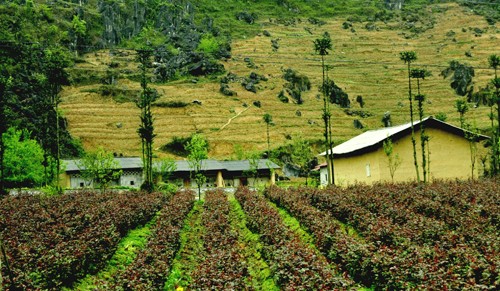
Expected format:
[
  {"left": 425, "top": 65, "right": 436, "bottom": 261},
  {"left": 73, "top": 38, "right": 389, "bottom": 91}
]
[{"left": 219, "top": 106, "right": 251, "bottom": 131}]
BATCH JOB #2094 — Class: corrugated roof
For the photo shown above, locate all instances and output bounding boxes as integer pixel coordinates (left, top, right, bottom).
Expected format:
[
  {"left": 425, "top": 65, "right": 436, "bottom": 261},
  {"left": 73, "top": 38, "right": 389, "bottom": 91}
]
[
  {"left": 63, "top": 157, "right": 142, "bottom": 172},
  {"left": 63, "top": 158, "right": 280, "bottom": 172},
  {"left": 319, "top": 116, "right": 490, "bottom": 156},
  {"left": 174, "top": 159, "right": 280, "bottom": 172}
]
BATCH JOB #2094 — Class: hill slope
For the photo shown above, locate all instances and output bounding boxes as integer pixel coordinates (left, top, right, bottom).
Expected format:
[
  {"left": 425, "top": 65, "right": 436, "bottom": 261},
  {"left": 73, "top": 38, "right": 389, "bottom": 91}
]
[{"left": 60, "top": 3, "right": 499, "bottom": 159}]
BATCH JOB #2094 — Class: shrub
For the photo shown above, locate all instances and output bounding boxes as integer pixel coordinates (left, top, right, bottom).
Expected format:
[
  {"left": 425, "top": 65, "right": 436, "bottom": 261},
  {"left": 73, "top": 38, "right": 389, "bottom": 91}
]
[
  {"left": 153, "top": 101, "right": 189, "bottom": 108},
  {"left": 197, "top": 34, "right": 220, "bottom": 56}
]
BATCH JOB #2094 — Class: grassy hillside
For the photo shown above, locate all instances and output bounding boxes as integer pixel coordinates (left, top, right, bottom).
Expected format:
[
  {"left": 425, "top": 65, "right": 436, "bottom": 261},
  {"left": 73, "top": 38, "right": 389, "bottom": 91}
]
[{"left": 60, "top": 2, "right": 499, "bottom": 159}]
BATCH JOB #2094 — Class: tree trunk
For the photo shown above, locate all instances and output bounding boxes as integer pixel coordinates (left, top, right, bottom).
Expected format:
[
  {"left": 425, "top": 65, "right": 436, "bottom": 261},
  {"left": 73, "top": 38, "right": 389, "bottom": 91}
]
[
  {"left": 54, "top": 96, "right": 61, "bottom": 192},
  {"left": 266, "top": 123, "right": 270, "bottom": 153},
  {"left": 321, "top": 55, "right": 331, "bottom": 185},
  {"left": 407, "top": 62, "right": 420, "bottom": 182},
  {"left": 0, "top": 142, "right": 4, "bottom": 195}
]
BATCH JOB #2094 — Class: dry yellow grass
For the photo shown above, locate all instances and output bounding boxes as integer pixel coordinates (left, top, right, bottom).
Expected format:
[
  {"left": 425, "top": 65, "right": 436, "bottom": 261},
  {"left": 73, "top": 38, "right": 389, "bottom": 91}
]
[{"left": 60, "top": 3, "right": 499, "bottom": 159}]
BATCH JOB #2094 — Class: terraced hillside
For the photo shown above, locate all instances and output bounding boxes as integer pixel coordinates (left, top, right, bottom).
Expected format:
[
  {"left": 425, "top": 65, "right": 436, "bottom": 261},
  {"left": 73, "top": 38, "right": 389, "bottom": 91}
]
[{"left": 60, "top": 3, "right": 499, "bottom": 158}]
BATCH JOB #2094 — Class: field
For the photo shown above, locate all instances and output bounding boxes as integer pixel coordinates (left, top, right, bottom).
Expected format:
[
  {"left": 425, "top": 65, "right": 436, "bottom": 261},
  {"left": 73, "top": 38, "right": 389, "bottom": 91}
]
[
  {"left": 1, "top": 179, "right": 498, "bottom": 290},
  {"left": 60, "top": 3, "right": 500, "bottom": 159}
]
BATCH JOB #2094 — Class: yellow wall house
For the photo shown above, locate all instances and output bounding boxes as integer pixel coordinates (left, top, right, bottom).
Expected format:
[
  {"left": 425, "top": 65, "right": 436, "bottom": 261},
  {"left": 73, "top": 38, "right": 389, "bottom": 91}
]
[{"left": 319, "top": 116, "right": 490, "bottom": 186}]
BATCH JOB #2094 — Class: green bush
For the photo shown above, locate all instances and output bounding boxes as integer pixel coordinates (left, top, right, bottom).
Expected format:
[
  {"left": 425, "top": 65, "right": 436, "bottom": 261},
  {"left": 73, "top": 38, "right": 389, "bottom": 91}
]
[{"left": 197, "top": 34, "right": 220, "bottom": 56}]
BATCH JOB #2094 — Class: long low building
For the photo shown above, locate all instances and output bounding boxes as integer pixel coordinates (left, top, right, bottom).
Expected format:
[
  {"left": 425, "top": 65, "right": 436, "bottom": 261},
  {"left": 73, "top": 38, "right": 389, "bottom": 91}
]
[
  {"left": 61, "top": 158, "right": 280, "bottom": 189},
  {"left": 171, "top": 159, "right": 280, "bottom": 188}
]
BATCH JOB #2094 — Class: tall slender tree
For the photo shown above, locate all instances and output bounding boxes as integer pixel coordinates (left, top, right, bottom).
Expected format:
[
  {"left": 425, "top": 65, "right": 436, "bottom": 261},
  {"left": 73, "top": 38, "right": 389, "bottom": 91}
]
[
  {"left": 314, "top": 32, "right": 334, "bottom": 185},
  {"left": 136, "top": 48, "right": 159, "bottom": 192},
  {"left": 411, "top": 68, "right": 431, "bottom": 182},
  {"left": 0, "top": 71, "right": 13, "bottom": 195},
  {"left": 263, "top": 113, "right": 273, "bottom": 154},
  {"left": 41, "top": 47, "right": 71, "bottom": 190},
  {"left": 488, "top": 54, "right": 500, "bottom": 175},
  {"left": 400, "top": 51, "right": 420, "bottom": 182}
]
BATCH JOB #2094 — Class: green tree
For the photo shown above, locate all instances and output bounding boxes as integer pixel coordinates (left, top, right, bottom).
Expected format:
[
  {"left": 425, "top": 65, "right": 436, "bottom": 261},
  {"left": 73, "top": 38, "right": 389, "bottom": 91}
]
[
  {"left": 71, "top": 15, "right": 87, "bottom": 57},
  {"left": 263, "top": 113, "right": 273, "bottom": 153},
  {"left": 455, "top": 98, "right": 469, "bottom": 127},
  {"left": 463, "top": 123, "right": 481, "bottom": 179},
  {"left": 136, "top": 48, "right": 159, "bottom": 192},
  {"left": 400, "top": 50, "right": 420, "bottom": 182},
  {"left": 411, "top": 68, "right": 431, "bottom": 183},
  {"left": 153, "top": 158, "right": 177, "bottom": 183},
  {"left": 488, "top": 54, "right": 500, "bottom": 175},
  {"left": 185, "top": 133, "right": 208, "bottom": 199},
  {"left": 2, "top": 127, "right": 45, "bottom": 190},
  {"left": 40, "top": 47, "right": 71, "bottom": 189},
  {"left": 314, "top": 32, "right": 334, "bottom": 185},
  {"left": 0, "top": 73, "right": 13, "bottom": 195},
  {"left": 290, "top": 136, "right": 315, "bottom": 186},
  {"left": 383, "top": 137, "right": 402, "bottom": 183},
  {"left": 441, "top": 60, "right": 475, "bottom": 97},
  {"left": 243, "top": 150, "right": 261, "bottom": 187},
  {"left": 77, "top": 147, "right": 122, "bottom": 192},
  {"left": 153, "top": 157, "right": 177, "bottom": 192}
]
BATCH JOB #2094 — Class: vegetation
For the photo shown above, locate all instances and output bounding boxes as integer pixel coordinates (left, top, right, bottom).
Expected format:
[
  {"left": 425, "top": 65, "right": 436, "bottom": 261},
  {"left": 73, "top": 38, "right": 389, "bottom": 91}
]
[
  {"left": 76, "top": 147, "right": 122, "bottom": 192},
  {"left": 235, "top": 187, "right": 354, "bottom": 289},
  {"left": 2, "top": 179, "right": 499, "bottom": 289},
  {"left": 290, "top": 135, "right": 315, "bottom": 185},
  {"left": 263, "top": 113, "right": 273, "bottom": 153},
  {"left": 400, "top": 50, "right": 420, "bottom": 182},
  {"left": 411, "top": 67, "right": 431, "bottom": 182},
  {"left": 2, "top": 128, "right": 45, "bottom": 190},
  {"left": 488, "top": 54, "right": 500, "bottom": 175},
  {"left": 185, "top": 133, "right": 209, "bottom": 199},
  {"left": 109, "top": 190, "right": 194, "bottom": 289},
  {"left": 0, "top": 190, "right": 168, "bottom": 289},
  {"left": 313, "top": 32, "right": 333, "bottom": 185},
  {"left": 0, "top": 41, "right": 82, "bottom": 195},
  {"left": 136, "top": 48, "right": 159, "bottom": 192},
  {"left": 383, "top": 137, "right": 401, "bottom": 182},
  {"left": 266, "top": 180, "right": 499, "bottom": 289}
]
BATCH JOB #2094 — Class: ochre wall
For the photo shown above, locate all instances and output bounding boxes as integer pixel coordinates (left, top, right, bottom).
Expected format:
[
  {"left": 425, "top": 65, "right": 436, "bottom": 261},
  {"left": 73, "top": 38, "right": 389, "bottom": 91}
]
[{"left": 334, "top": 127, "right": 487, "bottom": 186}]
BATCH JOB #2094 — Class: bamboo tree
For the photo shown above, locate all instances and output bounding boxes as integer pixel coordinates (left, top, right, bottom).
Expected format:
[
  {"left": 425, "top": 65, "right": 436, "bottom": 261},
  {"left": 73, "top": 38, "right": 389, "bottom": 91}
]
[
  {"left": 400, "top": 51, "right": 420, "bottom": 182},
  {"left": 136, "top": 48, "right": 159, "bottom": 192},
  {"left": 411, "top": 68, "right": 431, "bottom": 183},
  {"left": 314, "top": 32, "right": 334, "bottom": 185}
]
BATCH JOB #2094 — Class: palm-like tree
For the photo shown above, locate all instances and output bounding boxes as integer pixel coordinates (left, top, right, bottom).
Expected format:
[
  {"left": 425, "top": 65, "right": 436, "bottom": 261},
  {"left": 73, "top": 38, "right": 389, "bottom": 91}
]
[
  {"left": 314, "top": 32, "right": 334, "bottom": 185},
  {"left": 411, "top": 68, "right": 431, "bottom": 182},
  {"left": 400, "top": 51, "right": 420, "bottom": 182}
]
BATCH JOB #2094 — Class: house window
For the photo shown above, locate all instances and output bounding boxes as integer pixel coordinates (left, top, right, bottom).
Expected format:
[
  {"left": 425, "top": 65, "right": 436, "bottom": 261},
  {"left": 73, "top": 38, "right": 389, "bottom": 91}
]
[
  {"left": 130, "top": 181, "right": 135, "bottom": 186},
  {"left": 80, "top": 182, "right": 84, "bottom": 188},
  {"left": 366, "top": 163, "right": 371, "bottom": 177}
]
